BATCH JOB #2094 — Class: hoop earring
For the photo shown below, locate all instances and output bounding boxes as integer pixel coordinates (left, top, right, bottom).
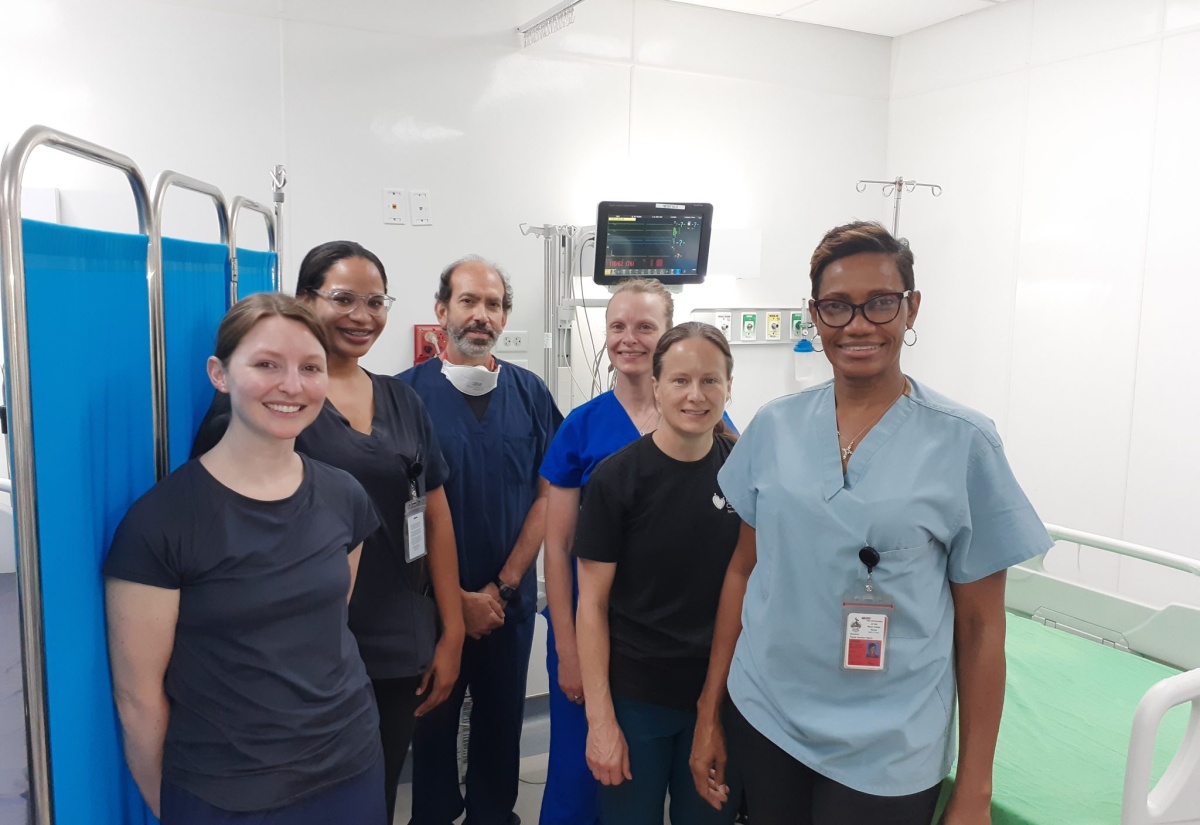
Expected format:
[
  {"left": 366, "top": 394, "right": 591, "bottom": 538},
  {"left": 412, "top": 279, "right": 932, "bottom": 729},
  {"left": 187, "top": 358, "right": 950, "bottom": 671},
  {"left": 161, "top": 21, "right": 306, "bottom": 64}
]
[
  {"left": 812, "top": 335, "right": 823, "bottom": 353},
  {"left": 904, "top": 327, "right": 918, "bottom": 347}
]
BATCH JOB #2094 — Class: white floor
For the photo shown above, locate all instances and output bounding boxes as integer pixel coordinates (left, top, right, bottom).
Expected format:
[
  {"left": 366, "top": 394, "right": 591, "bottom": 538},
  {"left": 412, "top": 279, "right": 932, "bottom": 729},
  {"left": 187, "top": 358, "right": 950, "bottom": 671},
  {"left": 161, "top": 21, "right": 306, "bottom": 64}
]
[{"left": 393, "top": 752, "right": 550, "bottom": 825}]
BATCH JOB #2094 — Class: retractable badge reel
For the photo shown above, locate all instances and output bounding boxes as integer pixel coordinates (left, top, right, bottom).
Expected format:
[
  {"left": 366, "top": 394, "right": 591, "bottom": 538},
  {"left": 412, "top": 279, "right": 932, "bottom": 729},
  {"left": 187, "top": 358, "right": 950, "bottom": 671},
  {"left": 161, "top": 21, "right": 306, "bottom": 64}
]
[
  {"left": 403, "top": 459, "right": 428, "bottom": 563},
  {"left": 841, "top": 546, "right": 894, "bottom": 672}
]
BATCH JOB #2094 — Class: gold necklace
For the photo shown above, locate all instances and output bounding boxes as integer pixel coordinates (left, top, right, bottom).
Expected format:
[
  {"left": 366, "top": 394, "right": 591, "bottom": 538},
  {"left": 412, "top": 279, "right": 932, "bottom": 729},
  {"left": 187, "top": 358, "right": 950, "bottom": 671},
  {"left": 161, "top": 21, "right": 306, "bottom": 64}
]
[{"left": 837, "top": 380, "right": 909, "bottom": 461}]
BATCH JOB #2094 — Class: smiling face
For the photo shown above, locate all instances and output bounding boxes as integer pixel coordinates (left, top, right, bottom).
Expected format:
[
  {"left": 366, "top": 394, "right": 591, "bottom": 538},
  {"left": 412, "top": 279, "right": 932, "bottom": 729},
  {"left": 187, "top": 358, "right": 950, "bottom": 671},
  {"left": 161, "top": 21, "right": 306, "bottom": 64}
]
[
  {"left": 653, "top": 336, "right": 731, "bottom": 439},
  {"left": 208, "top": 315, "right": 328, "bottom": 443},
  {"left": 302, "top": 256, "right": 388, "bottom": 362},
  {"left": 811, "top": 251, "right": 920, "bottom": 384},
  {"left": 605, "top": 291, "right": 670, "bottom": 380},
  {"left": 436, "top": 261, "right": 508, "bottom": 364}
]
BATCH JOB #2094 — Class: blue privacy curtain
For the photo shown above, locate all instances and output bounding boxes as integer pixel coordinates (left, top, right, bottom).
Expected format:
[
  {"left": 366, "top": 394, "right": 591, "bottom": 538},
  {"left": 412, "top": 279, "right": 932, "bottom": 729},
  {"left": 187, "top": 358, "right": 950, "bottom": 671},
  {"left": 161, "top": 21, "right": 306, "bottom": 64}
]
[
  {"left": 18, "top": 219, "right": 158, "bottom": 824},
  {"left": 162, "top": 237, "right": 229, "bottom": 470},
  {"left": 236, "top": 247, "right": 276, "bottom": 298}
]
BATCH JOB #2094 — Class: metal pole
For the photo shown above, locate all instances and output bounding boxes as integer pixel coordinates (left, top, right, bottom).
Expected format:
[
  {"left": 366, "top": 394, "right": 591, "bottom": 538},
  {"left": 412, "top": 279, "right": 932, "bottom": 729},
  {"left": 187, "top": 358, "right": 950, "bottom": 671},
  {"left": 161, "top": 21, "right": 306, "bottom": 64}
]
[
  {"left": 270, "top": 165, "right": 286, "bottom": 292},
  {"left": 891, "top": 176, "right": 904, "bottom": 237},
  {"left": 228, "top": 195, "right": 277, "bottom": 303},
  {"left": 0, "top": 124, "right": 152, "bottom": 825},
  {"left": 148, "top": 171, "right": 229, "bottom": 481},
  {"left": 543, "top": 235, "right": 553, "bottom": 383}
]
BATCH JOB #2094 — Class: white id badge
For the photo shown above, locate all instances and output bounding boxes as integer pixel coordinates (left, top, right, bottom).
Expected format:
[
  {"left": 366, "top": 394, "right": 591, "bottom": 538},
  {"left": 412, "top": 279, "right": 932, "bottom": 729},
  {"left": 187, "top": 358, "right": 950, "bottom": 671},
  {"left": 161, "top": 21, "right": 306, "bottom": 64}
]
[
  {"left": 403, "top": 496, "right": 427, "bottom": 563},
  {"left": 841, "top": 593, "right": 894, "bottom": 672}
]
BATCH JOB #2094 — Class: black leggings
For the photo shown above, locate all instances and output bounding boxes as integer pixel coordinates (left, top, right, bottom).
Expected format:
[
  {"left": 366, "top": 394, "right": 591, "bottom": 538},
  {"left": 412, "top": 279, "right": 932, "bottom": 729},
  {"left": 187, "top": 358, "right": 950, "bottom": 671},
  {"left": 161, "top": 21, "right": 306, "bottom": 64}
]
[
  {"left": 724, "top": 699, "right": 943, "bottom": 825},
  {"left": 372, "top": 674, "right": 426, "bottom": 825}
]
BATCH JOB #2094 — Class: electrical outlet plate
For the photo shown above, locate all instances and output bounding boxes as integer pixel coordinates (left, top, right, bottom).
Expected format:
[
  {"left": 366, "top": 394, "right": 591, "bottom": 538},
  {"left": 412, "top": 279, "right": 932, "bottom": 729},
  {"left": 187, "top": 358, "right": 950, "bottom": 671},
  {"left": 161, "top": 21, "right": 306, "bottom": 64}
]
[
  {"left": 382, "top": 189, "right": 407, "bottom": 225},
  {"left": 496, "top": 330, "right": 527, "bottom": 352},
  {"left": 410, "top": 189, "right": 432, "bottom": 226},
  {"left": 740, "top": 312, "right": 757, "bottom": 341},
  {"left": 766, "top": 311, "right": 782, "bottom": 341},
  {"left": 715, "top": 311, "right": 732, "bottom": 341}
]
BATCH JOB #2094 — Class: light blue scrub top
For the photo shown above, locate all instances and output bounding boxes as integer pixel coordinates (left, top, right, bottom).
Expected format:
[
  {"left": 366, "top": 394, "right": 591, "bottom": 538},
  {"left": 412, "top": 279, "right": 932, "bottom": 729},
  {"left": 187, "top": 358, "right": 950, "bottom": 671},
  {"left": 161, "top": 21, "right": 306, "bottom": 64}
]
[{"left": 717, "top": 377, "right": 1052, "bottom": 796}]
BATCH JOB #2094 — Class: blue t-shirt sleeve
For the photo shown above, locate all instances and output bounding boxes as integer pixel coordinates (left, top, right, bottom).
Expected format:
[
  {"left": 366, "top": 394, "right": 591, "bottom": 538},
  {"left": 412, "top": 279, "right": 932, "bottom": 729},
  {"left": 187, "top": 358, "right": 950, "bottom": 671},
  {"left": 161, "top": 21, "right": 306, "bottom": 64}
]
[
  {"left": 947, "top": 430, "right": 1053, "bottom": 583},
  {"left": 540, "top": 407, "right": 585, "bottom": 488},
  {"left": 717, "top": 414, "right": 761, "bottom": 527}
]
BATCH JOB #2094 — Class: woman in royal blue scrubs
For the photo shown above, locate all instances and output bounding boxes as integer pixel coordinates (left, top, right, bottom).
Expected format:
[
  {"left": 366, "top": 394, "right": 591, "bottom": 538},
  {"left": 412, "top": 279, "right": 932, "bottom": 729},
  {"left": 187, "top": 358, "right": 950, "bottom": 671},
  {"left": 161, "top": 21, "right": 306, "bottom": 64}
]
[{"left": 538, "top": 278, "right": 675, "bottom": 825}]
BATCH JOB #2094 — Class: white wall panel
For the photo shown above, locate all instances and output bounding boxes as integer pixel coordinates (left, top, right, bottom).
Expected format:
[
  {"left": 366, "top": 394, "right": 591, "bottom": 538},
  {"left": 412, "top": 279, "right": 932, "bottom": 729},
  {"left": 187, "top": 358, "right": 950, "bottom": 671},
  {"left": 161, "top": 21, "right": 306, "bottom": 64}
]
[
  {"left": 623, "top": 65, "right": 888, "bottom": 420},
  {"left": 1006, "top": 42, "right": 1159, "bottom": 537},
  {"left": 281, "top": 17, "right": 634, "bottom": 378},
  {"left": 634, "top": 0, "right": 890, "bottom": 97},
  {"left": 0, "top": 0, "right": 282, "bottom": 236},
  {"left": 1029, "top": 0, "right": 1163, "bottom": 64},
  {"left": 886, "top": 71, "right": 1028, "bottom": 437},
  {"left": 890, "top": 0, "right": 1031, "bottom": 99},
  {"left": 1164, "top": 0, "right": 1200, "bottom": 28},
  {"left": 1121, "top": 31, "right": 1200, "bottom": 606}
]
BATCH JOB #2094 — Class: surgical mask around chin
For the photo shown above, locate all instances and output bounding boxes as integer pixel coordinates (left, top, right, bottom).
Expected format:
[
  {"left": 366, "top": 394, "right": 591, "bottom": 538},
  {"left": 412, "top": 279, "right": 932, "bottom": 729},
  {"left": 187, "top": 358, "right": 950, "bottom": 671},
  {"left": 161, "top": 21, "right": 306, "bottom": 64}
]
[{"left": 441, "top": 359, "right": 500, "bottom": 396}]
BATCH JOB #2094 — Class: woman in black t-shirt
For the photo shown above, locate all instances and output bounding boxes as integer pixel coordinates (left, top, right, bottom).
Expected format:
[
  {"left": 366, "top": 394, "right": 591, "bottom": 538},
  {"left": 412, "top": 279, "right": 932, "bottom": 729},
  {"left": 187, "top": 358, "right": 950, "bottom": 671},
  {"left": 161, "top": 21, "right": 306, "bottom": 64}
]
[
  {"left": 574, "top": 322, "right": 742, "bottom": 825},
  {"left": 105, "top": 294, "right": 385, "bottom": 823}
]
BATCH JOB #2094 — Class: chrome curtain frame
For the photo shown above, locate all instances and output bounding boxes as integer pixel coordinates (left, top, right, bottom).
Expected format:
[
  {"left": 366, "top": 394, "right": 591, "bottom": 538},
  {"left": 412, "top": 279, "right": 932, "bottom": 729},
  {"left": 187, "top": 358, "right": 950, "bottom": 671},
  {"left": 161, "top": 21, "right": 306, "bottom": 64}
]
[
  {"left": 228, "top": 195, "right": 277, "bottom": 303},
  {"left": 0, "top": 124, "right": 153, "bottom": 825},
  {"left": 148, "top": 172, "right": 229, "bottom": 481}
]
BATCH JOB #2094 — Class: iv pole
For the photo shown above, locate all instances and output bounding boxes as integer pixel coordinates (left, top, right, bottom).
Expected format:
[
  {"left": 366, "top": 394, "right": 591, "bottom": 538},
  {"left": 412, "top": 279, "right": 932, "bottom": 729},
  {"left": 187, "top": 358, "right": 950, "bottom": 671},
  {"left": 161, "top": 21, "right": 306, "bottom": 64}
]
[
  {"left": 855, "top": 176, "right": 942, "bottom": 236},
  {"left": 520, "top": 222, "right": 601, "bottom": 412}
]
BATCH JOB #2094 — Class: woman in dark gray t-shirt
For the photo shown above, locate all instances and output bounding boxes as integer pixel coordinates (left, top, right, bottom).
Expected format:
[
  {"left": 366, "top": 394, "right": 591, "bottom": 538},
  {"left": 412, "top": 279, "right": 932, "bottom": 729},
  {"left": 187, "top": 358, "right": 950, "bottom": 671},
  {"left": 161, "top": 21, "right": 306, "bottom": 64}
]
[
  {"left": 105, "top": 294, "right": 386, "bottom": 824},
  {"left": 189, "top": 242, "right": 465, "bottom": 824}
]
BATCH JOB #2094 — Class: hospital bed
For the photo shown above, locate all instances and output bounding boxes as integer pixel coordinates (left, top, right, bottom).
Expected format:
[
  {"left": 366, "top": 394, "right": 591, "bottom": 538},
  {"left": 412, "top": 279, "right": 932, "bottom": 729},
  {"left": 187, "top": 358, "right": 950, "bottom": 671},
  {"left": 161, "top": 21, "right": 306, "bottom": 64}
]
[{"left": 939, "top": 525, "right": 1200, "bottom": 825}]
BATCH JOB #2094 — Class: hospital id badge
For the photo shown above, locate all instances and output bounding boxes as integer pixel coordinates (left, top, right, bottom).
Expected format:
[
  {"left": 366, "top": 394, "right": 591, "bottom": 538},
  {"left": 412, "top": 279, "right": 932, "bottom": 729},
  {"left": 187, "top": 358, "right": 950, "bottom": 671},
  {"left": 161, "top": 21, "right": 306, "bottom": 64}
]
[
  {"left": 403, "top": 497, "right": 427, "bottom": 563},
  {"left": 841, "top": 592, "right": 893, "bottom": 672}
]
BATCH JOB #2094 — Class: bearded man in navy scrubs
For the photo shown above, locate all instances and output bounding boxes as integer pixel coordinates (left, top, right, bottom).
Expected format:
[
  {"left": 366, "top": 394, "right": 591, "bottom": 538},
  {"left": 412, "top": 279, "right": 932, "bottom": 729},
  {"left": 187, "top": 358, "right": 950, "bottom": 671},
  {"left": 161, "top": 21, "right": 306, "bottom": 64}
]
[{"left": 399, "top": 255, "right": 562, "bottom": 825}]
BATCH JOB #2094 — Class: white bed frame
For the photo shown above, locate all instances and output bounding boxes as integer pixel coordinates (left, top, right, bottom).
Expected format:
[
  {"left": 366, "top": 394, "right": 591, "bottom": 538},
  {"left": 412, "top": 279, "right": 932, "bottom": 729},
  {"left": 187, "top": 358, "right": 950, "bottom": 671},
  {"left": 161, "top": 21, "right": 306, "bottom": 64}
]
[{"left": 1006, "top": 524, "right": 1200, "bottom": 825}]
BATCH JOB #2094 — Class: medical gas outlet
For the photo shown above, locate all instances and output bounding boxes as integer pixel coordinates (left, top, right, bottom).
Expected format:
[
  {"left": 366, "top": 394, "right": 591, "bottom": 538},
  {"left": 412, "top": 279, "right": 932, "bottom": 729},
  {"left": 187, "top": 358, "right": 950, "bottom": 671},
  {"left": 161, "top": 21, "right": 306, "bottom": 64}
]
[{"left": 690, "top": 308, "right": 808, "bottom": 346}]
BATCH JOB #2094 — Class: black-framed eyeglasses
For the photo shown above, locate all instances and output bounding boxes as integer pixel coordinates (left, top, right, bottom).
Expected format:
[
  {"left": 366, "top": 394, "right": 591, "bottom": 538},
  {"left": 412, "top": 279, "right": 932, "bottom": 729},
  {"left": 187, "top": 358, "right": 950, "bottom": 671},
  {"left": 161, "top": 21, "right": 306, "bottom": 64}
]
[
  {"left": 811, "top": 291, "right": 912, "bottom": 328},
  {"left": 308, "top": 288, "right": 396, "bottom": 316}
]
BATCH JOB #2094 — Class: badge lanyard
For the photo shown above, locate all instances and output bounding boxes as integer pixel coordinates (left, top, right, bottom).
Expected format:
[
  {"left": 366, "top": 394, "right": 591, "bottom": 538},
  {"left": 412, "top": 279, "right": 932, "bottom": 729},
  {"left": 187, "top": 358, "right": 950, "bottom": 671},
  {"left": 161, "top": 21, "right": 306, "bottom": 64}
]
[
  {"left": 842, "top": 546, "right": 894, "bottom": 672},
  {"left": 403, "top": 457, "right": 428, "bottom": 563}
]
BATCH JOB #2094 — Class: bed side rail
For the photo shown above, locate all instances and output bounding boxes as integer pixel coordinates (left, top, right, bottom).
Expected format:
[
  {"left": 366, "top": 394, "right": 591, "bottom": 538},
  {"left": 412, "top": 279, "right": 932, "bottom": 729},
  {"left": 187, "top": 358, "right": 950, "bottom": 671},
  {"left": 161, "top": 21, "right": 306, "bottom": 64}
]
[{"left": 1006, "top": 524, "right": 1200, "bottom": 671}]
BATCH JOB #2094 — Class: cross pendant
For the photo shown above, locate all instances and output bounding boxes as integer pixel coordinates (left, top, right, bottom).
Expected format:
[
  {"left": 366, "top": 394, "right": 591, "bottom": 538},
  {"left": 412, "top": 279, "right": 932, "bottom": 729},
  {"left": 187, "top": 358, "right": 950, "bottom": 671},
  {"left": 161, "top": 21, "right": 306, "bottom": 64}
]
[{"left": 841, "top": 444, "right": 854, "bottom": 461}]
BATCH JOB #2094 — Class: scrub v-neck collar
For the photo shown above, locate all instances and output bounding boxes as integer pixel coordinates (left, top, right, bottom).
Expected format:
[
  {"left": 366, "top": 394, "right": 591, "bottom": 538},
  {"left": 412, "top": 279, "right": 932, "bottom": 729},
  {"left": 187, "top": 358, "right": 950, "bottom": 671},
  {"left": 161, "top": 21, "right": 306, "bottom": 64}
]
[{"left": 819, "top": 381, "right": 915, "bottom": 501}]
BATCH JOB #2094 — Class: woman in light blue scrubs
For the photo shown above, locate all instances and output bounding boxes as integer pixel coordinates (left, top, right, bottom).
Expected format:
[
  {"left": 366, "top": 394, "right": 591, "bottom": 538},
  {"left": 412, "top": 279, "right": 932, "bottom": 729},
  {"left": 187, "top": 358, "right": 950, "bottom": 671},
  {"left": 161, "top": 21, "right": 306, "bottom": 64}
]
[{"left": 689, "top": 221, "right": 1052, "bottom": 825}]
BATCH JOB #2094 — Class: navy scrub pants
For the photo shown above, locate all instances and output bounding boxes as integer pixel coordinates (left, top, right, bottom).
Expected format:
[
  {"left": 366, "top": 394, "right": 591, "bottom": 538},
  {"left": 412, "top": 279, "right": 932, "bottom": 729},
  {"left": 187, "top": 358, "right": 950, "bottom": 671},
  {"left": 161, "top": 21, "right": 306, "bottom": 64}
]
[{"left": 410, "top": 612, "right": 536, "bottom": 825}]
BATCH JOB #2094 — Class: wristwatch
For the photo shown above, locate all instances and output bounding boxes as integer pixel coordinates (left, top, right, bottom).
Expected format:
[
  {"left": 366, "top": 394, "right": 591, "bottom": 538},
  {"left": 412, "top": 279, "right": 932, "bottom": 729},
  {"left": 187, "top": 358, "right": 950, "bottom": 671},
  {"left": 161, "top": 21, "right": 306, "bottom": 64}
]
[{"left": 494, "top": 577, "right": 517, "bottom": 602}]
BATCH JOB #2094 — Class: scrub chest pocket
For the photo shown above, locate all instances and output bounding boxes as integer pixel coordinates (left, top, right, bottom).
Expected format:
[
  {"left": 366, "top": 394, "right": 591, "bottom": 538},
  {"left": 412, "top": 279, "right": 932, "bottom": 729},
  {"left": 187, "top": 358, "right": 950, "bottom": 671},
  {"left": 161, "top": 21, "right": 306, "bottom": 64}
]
[{"left": 876, "top": 539, "right": 947, "bottom": 639}]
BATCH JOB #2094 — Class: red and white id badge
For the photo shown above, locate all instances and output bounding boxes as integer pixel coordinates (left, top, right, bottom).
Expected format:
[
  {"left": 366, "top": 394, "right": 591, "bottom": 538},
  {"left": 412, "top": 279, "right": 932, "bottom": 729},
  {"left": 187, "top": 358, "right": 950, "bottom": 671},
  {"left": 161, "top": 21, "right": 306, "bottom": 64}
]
[{"left": 841, "top": 594, "right": 893, "bottom": 672}]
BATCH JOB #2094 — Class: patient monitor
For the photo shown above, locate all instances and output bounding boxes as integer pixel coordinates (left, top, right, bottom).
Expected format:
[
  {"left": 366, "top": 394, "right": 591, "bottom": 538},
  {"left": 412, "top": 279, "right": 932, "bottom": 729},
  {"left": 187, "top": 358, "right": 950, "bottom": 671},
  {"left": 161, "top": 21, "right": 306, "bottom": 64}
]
[{"left": 593, "top": 201, "right": 713, "bottom": 286}]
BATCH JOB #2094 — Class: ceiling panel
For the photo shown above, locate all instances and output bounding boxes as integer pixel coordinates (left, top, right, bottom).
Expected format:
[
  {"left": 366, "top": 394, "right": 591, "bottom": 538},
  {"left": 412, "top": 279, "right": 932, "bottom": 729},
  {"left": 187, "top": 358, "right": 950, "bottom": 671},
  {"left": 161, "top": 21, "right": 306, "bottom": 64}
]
[
  {"left": 665, "top": 0, "right": 803, "bottom": 14},
  {"left": 668, "top": 0, "right": 1011, "bottom": 37}
]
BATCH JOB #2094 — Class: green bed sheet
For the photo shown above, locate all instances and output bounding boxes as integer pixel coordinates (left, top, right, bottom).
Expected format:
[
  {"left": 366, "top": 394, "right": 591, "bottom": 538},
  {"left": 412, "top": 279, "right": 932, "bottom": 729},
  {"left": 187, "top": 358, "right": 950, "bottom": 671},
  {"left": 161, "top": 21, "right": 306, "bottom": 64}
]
[{"left": 936, "top": 612, "right": 1190, "bottom": 825}]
